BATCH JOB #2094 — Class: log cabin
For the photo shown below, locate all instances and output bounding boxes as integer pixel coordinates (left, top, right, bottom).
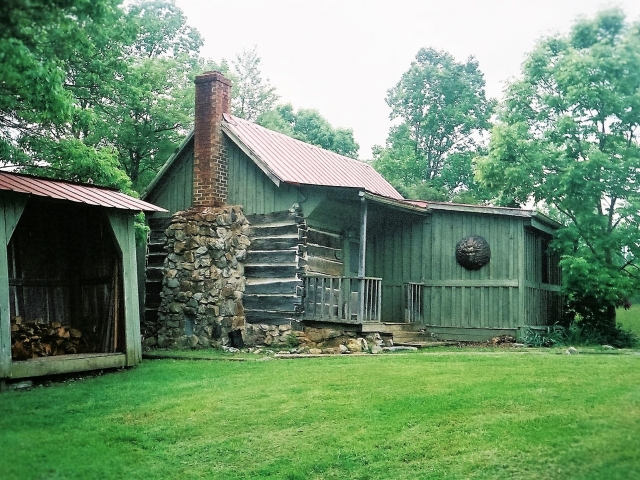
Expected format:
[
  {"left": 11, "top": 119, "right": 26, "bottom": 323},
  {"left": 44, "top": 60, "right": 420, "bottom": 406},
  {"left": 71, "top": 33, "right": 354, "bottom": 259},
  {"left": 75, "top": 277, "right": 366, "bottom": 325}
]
[{"left": 141, "top": 71, "right": 562, "bottom": 347}]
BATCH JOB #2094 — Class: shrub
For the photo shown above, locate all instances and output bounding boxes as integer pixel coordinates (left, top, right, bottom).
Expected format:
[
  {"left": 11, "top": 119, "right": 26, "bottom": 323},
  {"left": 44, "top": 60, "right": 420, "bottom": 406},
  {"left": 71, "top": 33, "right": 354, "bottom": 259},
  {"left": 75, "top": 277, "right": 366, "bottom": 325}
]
[
  {"left": 523, "top": 324, "right": 565, "bottom": 347},
  {"left": 523, "top": 321, "right": 638, "bottom": 348}
]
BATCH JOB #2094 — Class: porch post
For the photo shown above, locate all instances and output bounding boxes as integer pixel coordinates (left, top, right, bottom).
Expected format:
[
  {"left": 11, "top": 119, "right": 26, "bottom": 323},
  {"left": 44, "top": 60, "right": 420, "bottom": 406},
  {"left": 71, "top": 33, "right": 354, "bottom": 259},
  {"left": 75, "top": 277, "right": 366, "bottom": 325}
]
[{"left": 358, "top": 192, "right": 368, "bottom": 322}]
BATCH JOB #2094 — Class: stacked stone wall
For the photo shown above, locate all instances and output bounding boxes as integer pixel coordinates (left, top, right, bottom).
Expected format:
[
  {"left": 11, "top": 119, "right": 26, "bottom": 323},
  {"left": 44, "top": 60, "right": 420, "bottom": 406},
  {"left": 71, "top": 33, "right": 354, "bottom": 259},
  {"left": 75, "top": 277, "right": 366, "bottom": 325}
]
[{"left": 143, "top": 205, "right": 249, "bottom": 349}]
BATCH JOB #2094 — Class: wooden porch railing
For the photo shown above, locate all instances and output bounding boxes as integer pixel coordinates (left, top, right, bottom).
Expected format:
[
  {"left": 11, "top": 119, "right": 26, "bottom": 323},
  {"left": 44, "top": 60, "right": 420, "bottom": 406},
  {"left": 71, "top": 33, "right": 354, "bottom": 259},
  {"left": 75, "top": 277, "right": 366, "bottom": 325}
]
[
  {"left": 302, "top": 276, "right": 382, "bottom": 323},
  {"left": 405, "top": 282, "right": 424, "bottom": 323}
]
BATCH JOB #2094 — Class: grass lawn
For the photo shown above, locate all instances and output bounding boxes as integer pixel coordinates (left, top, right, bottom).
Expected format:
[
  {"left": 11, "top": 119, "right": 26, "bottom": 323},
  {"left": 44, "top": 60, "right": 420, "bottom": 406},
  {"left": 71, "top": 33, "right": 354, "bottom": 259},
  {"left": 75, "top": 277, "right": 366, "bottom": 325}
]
[
  {"left": 1, "top": 350, "right": 639, "bottom": 479},
  {"left": 617, "top": 304, "right": 640, "bottom": 337}
]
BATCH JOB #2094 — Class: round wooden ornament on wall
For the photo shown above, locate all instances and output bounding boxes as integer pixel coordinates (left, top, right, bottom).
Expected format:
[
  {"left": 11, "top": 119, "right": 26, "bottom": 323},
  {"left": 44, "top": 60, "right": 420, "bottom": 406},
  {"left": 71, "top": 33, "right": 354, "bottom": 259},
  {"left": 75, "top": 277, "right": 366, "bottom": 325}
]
[{"left": 455, "top": 235, "right": 491, "bottom": 270}]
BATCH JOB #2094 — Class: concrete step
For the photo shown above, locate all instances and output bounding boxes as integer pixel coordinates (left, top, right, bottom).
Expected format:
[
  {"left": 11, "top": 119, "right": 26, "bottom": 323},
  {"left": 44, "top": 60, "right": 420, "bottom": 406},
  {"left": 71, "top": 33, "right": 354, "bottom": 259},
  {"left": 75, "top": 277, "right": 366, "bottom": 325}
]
[
  {"left": 392, "top": 331, "right": 432, "bottom": 343},
  {"left": 393, "top": 340, "right": 458, "bottom": 348},
  {"left": 361, "top": 322, "right": 426, "bottom": 335}
]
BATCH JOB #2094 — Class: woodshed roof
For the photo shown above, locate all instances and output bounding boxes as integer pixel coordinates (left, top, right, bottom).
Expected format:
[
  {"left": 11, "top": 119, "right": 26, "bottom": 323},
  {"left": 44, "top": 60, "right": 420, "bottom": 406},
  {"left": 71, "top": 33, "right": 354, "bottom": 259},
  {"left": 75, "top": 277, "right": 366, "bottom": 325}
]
[{"left": 0, "top": 172, "right": 166, "bottom": 212}]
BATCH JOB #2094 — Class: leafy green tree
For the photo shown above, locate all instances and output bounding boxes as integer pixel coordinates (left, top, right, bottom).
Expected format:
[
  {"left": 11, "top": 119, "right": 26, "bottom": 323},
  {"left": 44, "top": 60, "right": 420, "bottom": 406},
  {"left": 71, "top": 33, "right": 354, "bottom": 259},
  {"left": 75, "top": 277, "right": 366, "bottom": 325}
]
[
  {"left": 3, "top": 0, "right": 210, "bottom": 192},
  {"left": 24, "top": 137, "right": 133, "bottom": 192},
  {"left": 89, "top": 0, "right": 205, "bottom": 190},
  {"left": 257, "top": 104, "right": 359, "bottom": 158},
  {"left": 0, "top": 0, "right": 123, "bottom": 164},
  {"left": 475, "top": 10, "right": 640, "bottom": 336},
  {"left": 231, "top": 47, "right": 279, "bottom": 121},
  {"left": 373, "top": 48, "right": 494, "bottom": 201}
]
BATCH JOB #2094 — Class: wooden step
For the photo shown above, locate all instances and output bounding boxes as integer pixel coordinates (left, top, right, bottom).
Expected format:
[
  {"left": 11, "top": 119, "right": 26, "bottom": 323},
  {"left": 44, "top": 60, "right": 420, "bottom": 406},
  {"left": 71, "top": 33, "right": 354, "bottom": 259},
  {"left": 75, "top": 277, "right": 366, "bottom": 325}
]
[
  {"left": 146, "top": 252, "right": 166, "bottom": 267},
  {"left": 146, "top": 266, "right": 164, "bottom": 282},
  {"left": 392, "top": 332, "right": 432, "bottom": 344},
  {"left": 149, "top": 230, "right": 168, "bottom": 244},
  {"left": 147, "top": 242, "right": 166, "bottom": 253}
]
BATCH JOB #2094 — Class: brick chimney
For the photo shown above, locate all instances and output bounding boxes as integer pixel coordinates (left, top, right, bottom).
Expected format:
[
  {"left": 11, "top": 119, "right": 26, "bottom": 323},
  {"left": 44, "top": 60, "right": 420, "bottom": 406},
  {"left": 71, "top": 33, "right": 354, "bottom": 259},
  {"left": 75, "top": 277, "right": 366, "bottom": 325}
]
[{"left": 193, "top": 71, "right": 232, "bottom": 207}]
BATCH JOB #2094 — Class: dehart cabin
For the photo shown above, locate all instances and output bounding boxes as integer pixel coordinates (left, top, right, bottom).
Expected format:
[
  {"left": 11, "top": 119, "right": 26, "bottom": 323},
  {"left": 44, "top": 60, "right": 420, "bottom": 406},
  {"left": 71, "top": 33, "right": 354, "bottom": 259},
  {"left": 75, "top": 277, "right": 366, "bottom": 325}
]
[{"left": 141, "top": 71, "right": 562, "bottom": 349}]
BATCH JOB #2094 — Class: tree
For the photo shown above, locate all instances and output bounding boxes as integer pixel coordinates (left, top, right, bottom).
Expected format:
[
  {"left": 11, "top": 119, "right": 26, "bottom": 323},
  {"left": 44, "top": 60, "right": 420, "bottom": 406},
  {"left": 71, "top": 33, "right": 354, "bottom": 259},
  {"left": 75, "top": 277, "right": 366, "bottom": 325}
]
[
  {"left": 2, "top": 0, "right": 211, "bottom": 192},
  {"left": 373, "top": 48, "right": 494, "bottom": 201},
  {"left": 90, "top": 0, "right": 205, "bottom": 190},
  {"left": 475, "top": 10, "right": 640, "bottom": 338},
  {"left": 257, "top": 104, "right": 359, "bottom": 158},
  {"left": 0, "top": 0, "right": 123, "bottom": 164},
  {"left": 231, "top": 47, "right": 279, "bottom": 121}
]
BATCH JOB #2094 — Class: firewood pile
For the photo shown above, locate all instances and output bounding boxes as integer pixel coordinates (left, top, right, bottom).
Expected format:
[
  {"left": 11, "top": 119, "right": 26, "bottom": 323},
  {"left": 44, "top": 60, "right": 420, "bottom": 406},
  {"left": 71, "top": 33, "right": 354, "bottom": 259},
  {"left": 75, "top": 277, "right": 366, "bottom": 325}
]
[{"left": 11, "top": 319, "right": 98, "bottom": 360}]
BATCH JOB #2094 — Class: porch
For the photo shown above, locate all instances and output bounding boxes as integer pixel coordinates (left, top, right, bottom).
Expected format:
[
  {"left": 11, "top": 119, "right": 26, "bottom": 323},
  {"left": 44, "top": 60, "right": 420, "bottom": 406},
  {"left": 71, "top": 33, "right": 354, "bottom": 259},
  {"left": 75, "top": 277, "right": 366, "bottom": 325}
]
[{"left": 302, "top": 276, "right": 423, "bottom": 325}]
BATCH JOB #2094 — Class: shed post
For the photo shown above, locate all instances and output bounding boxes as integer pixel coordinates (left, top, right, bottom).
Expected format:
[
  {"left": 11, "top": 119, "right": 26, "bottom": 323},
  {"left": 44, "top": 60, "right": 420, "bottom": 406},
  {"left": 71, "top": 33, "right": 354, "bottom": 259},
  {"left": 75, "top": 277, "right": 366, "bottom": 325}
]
[
  {"left": 358, "top": 192, "right": 368, "bottom": 322},
  {"left": 107, "top": 211, "right": 142, "bottom": 366},
  {"left": 0, "top": 196, "right": 26, "bottom": 378}
]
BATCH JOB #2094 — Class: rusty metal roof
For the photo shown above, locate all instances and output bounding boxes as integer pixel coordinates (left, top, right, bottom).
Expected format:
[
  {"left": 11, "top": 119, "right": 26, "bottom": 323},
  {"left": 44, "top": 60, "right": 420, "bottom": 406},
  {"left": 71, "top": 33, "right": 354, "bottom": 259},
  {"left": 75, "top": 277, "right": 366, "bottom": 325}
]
[
  {"left": 0, "top": 172, "right": 166, "bottom": 212},
  {"left": 222, "top": 114, "right": 403, "bottom": 200}
]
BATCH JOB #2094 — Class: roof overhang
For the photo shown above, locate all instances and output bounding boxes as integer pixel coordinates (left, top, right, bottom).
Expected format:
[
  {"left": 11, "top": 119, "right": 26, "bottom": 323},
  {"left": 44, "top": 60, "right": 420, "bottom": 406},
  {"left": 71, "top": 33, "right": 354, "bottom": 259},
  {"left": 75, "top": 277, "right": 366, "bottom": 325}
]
[
  {"left": 526, "top": 212, "right": 563, "bottom": 235},
  {"left": 362, "top": 191, "right": 428, "bottom": 215},
  {"left": 424, "top": 201, "right": 562, "bottom": 233}
]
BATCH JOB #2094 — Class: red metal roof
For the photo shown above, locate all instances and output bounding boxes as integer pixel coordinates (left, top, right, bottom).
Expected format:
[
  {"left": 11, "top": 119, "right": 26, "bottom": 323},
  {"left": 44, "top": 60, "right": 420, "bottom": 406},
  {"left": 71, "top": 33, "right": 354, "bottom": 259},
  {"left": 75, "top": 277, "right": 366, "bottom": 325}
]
[
  {"left": 0, "top": 172, "right": 166, "bottom": 212},
  {"left": 222, "top": 114, "right": 404, "bottom": 200}
]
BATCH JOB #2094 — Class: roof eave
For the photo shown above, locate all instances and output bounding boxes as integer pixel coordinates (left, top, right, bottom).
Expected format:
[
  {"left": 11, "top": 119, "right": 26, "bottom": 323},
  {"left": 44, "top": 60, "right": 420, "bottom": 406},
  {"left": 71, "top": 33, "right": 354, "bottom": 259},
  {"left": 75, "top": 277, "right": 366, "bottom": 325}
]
[{"left": 362, "top": 191, "right": 427, "bottom": 215}]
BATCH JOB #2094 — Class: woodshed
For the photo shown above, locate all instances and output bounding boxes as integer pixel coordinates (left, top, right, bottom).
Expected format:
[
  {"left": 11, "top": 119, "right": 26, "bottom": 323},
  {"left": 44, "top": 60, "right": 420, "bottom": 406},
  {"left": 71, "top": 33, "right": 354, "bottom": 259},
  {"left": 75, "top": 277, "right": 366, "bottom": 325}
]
[{"left": 0, "top": 172, "right": 165, "bottom": 385}]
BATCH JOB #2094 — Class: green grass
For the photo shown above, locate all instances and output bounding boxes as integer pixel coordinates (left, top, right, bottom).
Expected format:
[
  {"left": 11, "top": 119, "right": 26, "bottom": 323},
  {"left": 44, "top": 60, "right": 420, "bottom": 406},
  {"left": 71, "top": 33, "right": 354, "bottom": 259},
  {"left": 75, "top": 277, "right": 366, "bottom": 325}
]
[
  {"left": 1, "top": 351, "right": 640, "bottom": 479},
  {"left": 617, "top": 304, "right": 640, "bottom": 337}
]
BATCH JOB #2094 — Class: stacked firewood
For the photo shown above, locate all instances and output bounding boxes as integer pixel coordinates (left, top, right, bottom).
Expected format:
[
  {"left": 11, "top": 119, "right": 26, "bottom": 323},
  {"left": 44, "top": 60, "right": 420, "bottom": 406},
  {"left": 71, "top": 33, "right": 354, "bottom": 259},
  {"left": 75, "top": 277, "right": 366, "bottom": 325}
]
[{"left": 11, "top": 320, "right": 97, "bottom": 360}]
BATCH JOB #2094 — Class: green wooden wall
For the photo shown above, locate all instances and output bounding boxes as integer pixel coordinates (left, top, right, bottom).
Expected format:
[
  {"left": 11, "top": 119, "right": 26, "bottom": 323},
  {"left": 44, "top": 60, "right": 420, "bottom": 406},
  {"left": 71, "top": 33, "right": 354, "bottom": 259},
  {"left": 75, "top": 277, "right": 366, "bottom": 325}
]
[
  {"left": 145, "top": 142, "right": 194, "bottom": 216},
  {"left": 523, "top": 229, "right": 563, "bottom": 326},
  {"left": 368, "top": 210, "right": 525, "bottom": 329},
  {"left": 227, "top": 141, "right": 299, "bottom": 215}
]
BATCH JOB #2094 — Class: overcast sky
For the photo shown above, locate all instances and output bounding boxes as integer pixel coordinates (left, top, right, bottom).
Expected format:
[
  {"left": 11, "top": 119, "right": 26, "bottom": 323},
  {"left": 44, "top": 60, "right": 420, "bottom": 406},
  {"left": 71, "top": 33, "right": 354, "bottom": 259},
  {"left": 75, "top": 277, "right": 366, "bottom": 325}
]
[{"left": 174, "top": 0, "right": 640, "bottom": 159}]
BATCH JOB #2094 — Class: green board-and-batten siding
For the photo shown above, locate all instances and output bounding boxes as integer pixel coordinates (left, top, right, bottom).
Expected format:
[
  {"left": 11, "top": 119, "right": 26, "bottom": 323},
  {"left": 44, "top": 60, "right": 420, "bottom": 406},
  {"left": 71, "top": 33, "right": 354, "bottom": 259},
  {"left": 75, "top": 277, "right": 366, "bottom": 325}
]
[
  {"left": 146, "top": 137, "right": 301, "bottom": 217},
  {"left": 369, "top": 211, "right": 525, "bottom": 329},
  {"left": 145, "top": 142, "right": 194, "bottom": 216},
  {"left": 227, "top": 141, "right": 299, "bottom": 215}
]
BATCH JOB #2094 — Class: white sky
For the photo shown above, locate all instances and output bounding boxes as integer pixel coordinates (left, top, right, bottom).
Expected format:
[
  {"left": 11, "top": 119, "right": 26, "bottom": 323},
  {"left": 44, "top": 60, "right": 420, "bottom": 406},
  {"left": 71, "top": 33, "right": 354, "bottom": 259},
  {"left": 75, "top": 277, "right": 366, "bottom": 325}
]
[{"left": 174, "top": 0, "right": 640, "bottom": 159}]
